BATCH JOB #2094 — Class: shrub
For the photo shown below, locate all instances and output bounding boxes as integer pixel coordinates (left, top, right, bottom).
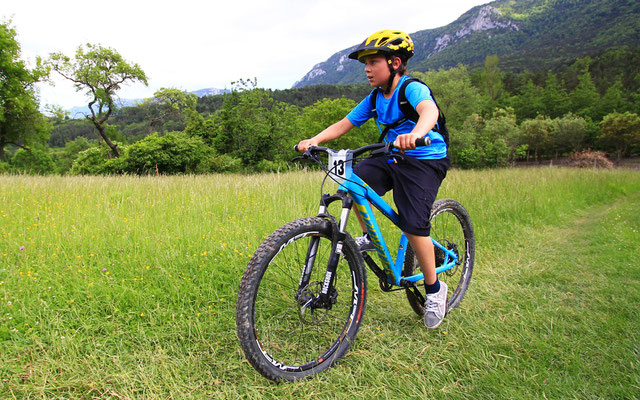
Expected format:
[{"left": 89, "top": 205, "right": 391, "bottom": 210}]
[
  {"left": 566, "top": 150, "right": 614, "bottom": 168},
  {"left": 10, "top": 148, "right": 55, "bottom": 174},
  {"left": 53, "top": 137, "right": 94, "bottom": 174},
  {"left": 69, "top": 145, "right": 112, "bottom": 175},
  {"left": 255, "top": 159, "right": 291, "bottom": 173},
  {"left": 125, "top": 132, "right": 211, "bottom": 174},
  {"left": 103, "top": 155, "right": 129, "bottom": 174},
  {"left": 205, "top": 154, "right": 244, "bottom": 173}
]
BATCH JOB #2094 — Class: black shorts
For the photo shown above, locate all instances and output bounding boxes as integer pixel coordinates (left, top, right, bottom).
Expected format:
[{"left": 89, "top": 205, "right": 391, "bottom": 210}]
[{"left": 353, "top": 155, "right": 449, "bottom": 237}]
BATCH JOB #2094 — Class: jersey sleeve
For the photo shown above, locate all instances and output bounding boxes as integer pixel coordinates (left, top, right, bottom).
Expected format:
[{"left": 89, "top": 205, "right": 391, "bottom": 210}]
[
  {"left": 346, "top": 94, "right": 375, "bottom": 127},
  {"left": 405, "top": 81, "right": 435, "bottom": 110}
]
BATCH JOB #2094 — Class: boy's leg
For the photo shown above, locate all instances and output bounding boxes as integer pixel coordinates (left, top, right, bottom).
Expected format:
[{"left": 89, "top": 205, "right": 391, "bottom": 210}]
[
  {"left": 353, "top": 205, "right": 368, "bottom": 234},
  {"left": 405, "top": 232, "right": 448, "bottom": 329},
  {"left": 404, "top": 233, "right": 436, "bottom": 284},
  {"left": 352, "top": 205, "right": 375, "bottom": 251},
  {"left": 352, "top": 157, "right": 393, "bottom": 250}
]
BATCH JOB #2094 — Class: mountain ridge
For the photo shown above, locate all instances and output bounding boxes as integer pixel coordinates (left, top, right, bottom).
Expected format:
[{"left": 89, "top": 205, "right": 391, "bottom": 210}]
[{"left": 293, "top": 0, "right": 640, "bottom": 88}]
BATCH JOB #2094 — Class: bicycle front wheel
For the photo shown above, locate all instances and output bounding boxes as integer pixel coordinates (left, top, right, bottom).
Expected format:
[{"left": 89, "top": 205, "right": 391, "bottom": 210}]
[
  {"left": 236, "top": 217, "right": 367, "bottom": 381},
  {"left": 404, "top": 199, "right": 475, "bottom": 316}
]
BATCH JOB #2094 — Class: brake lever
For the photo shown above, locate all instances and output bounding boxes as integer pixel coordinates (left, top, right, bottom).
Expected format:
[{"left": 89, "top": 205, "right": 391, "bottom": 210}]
[
  {"left": 291, "top": 149, "right": 322, "bottom": 164},
  {"left": 291, "top": 155, "right": 307, "bottom": 163},
  {"left": 369, "top": 142, "right": 395, "bottom": 157}
]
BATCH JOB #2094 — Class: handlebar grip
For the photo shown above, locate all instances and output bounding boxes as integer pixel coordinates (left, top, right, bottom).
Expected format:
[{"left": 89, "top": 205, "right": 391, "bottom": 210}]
[{"left": 416, "top": 137, "right": 431, "bottom": 147}]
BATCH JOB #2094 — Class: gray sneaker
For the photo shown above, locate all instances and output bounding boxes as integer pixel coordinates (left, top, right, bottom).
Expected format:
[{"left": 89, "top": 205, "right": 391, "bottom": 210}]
[
  {"left": 424, "top": 281, "right": 448, "bottom": 329},
  {"left": 355, "top": 234, "right": 375, "bottom": 252}
]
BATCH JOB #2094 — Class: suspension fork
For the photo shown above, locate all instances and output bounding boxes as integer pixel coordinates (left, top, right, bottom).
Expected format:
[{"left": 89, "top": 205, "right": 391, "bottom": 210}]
[{"left": 296, "top": 191, "right": 353, "bottom": 309}]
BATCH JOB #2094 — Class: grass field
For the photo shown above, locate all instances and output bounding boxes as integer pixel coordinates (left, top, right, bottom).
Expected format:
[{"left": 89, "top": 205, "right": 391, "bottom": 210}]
[{"left": 1, "top": 168, "right": 639, "bottom": 399}]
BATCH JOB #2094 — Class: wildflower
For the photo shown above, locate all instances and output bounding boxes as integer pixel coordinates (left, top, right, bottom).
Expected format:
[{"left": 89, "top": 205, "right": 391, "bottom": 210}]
[
  {"left": 19, "top": 246, "right": 25, "bottom": 251},
  {"left": 102, "top": 268, "right": 107, "bottom": 272}
]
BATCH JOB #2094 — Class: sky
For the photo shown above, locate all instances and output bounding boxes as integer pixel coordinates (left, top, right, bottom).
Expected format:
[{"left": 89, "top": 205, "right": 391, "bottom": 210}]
[{"left": 4, "top": 0, "right": 490, "bottom": 110}]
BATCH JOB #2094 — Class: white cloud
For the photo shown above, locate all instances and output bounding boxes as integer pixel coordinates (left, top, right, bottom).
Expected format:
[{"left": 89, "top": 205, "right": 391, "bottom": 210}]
[{"left": 4, "top": 0, "right": 489, "bottom": 109}]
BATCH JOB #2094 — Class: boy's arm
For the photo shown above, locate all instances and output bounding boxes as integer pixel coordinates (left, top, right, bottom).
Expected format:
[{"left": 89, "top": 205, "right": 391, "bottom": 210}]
[
  {"left": 297, "top": 117, "right": 355, "bottom": 152},
  {"left": 394, "top": 99, "right": 439, "bottom": 150}
]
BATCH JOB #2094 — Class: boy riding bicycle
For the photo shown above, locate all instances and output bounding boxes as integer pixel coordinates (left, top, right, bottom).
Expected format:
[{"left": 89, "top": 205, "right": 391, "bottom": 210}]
[{"left": 297, "top": 30, "right": 450, "bottom": 329}]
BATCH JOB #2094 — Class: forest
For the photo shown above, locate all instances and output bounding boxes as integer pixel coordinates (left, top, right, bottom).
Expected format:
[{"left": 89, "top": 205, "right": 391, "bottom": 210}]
[{"left": 2, "top": 18, "right": 639, "bottom": 174}]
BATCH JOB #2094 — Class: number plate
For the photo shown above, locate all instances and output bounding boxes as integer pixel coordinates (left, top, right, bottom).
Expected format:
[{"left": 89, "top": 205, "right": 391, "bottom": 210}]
[{"left": 327, "top": 150, "right": 352, "bottom": 185}]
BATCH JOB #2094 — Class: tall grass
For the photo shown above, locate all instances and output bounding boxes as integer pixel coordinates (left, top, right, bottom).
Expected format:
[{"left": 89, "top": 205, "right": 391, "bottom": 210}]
[{"left": 1, "top": 168, "right": 639, "bottom": 398}]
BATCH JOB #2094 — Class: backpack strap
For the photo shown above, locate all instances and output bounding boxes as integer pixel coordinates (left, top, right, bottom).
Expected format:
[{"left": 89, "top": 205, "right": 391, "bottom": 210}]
[
  {"left": 370, "top": 86, "right": 411, "bottom": 143},
  {"left": 370, "top": 87, "right": 390, "bottom": 143},
  {"left": 398, "top": 78, "right": 450, "bottom": 146}
]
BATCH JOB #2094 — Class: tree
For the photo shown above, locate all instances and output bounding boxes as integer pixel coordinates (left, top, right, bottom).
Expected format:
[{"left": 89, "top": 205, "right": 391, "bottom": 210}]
[
  {"left": 595, "top": 79, "right": 629, "bottom": 120},
  {"left": 455, "top": 108, "right": 521, "bottom": 168},
  {"left": 599, "top": 112, "right": 640, "bottom": 161},
  {"left": 214, "top": 78, "right": 297, "bottom": 166},
  {"left": 550, "top": 113, "right": 588, "bottom": 156},
  {"left": 184, "top": 110, "right": 218, "bottom": 145},
  {"left": 482, "top": 108, "right": 521, "bottom": 166},
  {"left": 480, "top": 55, "right": 503, "bottom": 101},
  {"left": 570, "top": 67, "right": 599, "bottom": 118},
  {"left": 541, "top": 74, "right": 570, "bottom": 118},
  {"left": 10, "top": 147, "right": 54, "bottom": 174},
  {"left": 52, "top": 136, "right": 94, "bottom": 173},
  {"left": 0, "top": 20, "right": 50, "bottom": 160},
  {"left": 141, "top": 88, "right": 197, "bottom": 135},
  {"left": 508, "top": 79, "right": 545, "bottom": 121},
  {"left": 297, "top": 97, "right": 374, "bottom": 150},
  {"left": 519, "top": 116, "right": 554, "bottom": 160},
  {"left": 414, "top": 66, "right": 487, "bottom": 130},
  {"left": 48, "top": 44, "right": 147, "bottom": 157}
]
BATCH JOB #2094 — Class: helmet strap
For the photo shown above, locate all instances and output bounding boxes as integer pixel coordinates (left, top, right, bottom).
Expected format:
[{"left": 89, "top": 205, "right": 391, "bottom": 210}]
[{"left": 382, "top": 55, "right": 398, "bottom": 94}]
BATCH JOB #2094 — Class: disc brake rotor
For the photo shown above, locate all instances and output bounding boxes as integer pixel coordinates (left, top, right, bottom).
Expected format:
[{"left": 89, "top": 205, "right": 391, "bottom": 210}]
[{"left": 297, "top": 281, "right": 329, "bottom": 324}]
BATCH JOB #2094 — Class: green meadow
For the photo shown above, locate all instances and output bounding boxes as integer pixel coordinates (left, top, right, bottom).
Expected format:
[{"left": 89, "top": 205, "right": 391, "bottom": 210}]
[{"left": 1, "top": 168, "right": 639, "bottom": 398}]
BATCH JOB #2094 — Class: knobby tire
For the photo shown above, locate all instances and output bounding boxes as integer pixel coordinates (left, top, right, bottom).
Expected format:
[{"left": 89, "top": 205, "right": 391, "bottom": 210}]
[
  {"left": 404, "top": 199, "right": 475, "bottom": 316},
  {"left": 236, "top": 217, "right": 367, "bottom": 381}
]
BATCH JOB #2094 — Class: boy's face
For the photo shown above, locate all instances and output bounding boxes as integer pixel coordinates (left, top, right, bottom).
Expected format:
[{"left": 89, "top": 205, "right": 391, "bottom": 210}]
[{"left": 362, "top": 54, "right": 391, "bottom": 88}]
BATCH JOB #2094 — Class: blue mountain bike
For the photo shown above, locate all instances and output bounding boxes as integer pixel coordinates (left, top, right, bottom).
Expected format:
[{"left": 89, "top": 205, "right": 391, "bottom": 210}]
[{"left": 236, "top": 141, "right": 475, "bottom": 381}]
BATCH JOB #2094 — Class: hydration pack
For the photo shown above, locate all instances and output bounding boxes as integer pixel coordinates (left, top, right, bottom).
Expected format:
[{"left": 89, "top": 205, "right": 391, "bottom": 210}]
[{"left": 370, "top": 78, "right": 449, "bottom": 146}]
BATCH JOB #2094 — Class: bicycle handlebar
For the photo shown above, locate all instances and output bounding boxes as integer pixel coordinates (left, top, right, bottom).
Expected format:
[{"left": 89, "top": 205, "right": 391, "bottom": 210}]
[{"left": 293, "top": 136, "right": 431, "bottom": 155}]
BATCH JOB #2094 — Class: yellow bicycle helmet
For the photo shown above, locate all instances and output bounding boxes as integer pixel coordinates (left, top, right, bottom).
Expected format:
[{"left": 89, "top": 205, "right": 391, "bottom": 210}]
[{"left": 348, "top": 30, "right": 415, "bottom": 63}]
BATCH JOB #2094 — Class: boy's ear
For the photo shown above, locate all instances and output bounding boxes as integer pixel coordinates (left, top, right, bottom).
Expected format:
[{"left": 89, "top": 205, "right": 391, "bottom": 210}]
[{"left": 392, "top": 56, "right": 403, "bottom": 69}]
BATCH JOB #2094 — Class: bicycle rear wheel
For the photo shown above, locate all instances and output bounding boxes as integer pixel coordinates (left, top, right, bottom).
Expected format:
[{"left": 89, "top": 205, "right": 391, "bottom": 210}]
[
  {"left": 404, "top": 199, "right": 475, "bottom": 316},
  {"left": 236, "top": 217, "right": 367, "bottom": 381}
]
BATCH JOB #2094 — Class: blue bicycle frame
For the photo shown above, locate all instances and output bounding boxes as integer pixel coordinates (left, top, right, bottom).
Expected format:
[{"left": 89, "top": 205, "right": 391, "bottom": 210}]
[{"left": 323, "top": 148, "right": 458, "bottom": 287}]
